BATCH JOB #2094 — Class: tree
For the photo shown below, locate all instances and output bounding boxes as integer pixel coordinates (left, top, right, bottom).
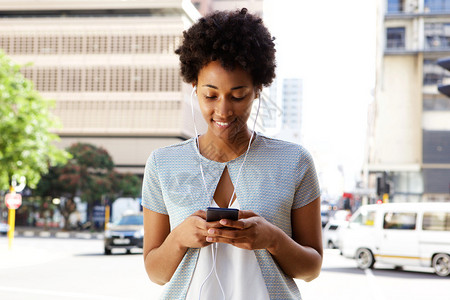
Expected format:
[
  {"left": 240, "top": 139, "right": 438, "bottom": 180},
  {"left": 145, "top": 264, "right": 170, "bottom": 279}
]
[
  {"left": 0, "top": 50, "right": 70, "bottom": 191},
  {"left": 35, "top": 142, "right": 142, "bottom": 230}
]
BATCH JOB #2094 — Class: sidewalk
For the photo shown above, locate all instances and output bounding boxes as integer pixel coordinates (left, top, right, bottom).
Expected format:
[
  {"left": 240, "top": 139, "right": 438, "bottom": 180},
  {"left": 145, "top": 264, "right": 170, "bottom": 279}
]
[{"left": 12, "top": 226, "right": 104, "bottom": 240}]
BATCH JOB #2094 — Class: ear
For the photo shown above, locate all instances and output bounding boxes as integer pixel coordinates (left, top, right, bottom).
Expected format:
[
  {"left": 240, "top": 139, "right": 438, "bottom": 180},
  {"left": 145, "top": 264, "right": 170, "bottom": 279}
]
[{"left": 255, "top": 85, "right": 262, "bottom": 99}]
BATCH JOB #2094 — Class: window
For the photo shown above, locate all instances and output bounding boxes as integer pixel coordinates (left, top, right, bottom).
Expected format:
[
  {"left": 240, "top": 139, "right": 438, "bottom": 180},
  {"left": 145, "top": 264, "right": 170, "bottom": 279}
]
[
  {"left": 328, "top": 224, "right": 339, "bottom": 231},
  {"left": 386, "top": 27, "right": 405, "bottom": 49},
  {"left": 387, "top": 0, "right": 403, "bottom": 13},
  {"left": 423, "top": 212, "right": 450, "bottom": 231},
  {"left": 61, "top": 36, "right": 83, "bottom": 54},
  {"left": 383, "top": 212, "right": 417, "bottom": 230},
  {"left": 423, "top": 59, "right": 450, "bottom": 86},
  {"left": 86, "top": 35, "right": 108, "bottom": 54},
  {"left": 425, "top": 23, "right": 450, "bottom": 49},
  {"left": 37, "top": 36, "right": 58, "bottom": 54},
  {"left": 351, "top": 210, "right": 376, "bottom": 226},
  {"left": 425, "top": 0, "right": 450, "bottom": 12},
  {"left": 111, "top": 35, "right": 132, "bottom": 53}
]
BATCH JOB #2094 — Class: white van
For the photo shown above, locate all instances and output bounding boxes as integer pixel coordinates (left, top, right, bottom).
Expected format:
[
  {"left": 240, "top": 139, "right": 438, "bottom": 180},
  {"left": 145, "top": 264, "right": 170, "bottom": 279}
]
[{"left": 339, "top": 202, "right": 450, "bottom": 276}]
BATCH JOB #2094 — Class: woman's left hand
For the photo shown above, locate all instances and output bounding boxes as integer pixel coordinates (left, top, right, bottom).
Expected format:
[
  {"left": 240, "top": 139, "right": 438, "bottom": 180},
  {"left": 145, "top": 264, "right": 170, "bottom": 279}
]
[{"left": 205, "top": 210, "right": 277, "bottom": 251}]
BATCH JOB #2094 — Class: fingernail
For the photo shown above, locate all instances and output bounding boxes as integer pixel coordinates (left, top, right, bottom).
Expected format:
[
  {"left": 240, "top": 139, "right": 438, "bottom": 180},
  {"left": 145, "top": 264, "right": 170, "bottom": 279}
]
[
  {"left": 220, "top": 220, "right": 227, "bottom": 225},
  {"left": 208, "top": 229, "right": 215, "bottom": 234},
  {"left": 206, "top": 237, "right": 213, "bottom": 242}
]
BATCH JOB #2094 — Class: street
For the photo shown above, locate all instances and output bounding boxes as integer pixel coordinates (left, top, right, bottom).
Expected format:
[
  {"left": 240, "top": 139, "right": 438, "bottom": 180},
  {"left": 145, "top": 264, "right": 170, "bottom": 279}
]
[{"left": 0, "top": 236, "right": 448, "bottom": 300}]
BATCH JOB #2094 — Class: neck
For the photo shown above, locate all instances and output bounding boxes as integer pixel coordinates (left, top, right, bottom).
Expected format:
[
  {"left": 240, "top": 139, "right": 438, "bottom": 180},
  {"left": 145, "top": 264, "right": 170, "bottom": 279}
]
[{"left": 199, "top": 129, "right": 254, "bottom": 162}]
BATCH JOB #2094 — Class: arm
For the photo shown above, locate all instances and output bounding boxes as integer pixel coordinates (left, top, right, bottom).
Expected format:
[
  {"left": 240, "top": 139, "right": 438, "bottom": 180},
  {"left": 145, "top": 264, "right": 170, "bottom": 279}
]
[
  {"left": 143, "top": 208, "right": 221, "bottom": 285},
  {"left": 268, "top": 197, "right": 323, "bottom": 281},
  {"left": 206, "top": 197, "right": 323, "bottom": 281}
]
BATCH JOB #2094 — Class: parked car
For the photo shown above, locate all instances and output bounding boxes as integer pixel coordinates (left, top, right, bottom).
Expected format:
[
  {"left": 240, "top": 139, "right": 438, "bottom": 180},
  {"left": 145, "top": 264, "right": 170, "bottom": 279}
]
[
  {"left": 339, "top": 202, "right": 450, "bottom": 276},
  {"left": 104, "top": 212, "right": 143, "bottom": 255},
  {"left": 323, "top": 219, "right": 347, "bottom": 249},
  {"left": 330, "top": 209, "right": 352, "bottom": 222},
  {"left": 0, "top": 221, "right": 9, "bottom": 235},
  {"left": 321, "top": 205, "right": 333, "bottom": 227}
]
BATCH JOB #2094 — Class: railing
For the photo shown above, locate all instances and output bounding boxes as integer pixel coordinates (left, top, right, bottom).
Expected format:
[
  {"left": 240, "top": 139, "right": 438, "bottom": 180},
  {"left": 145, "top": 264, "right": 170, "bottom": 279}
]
[
  {"left": 385, "top": 44, "right": 450, "bottom": 54},
  {"left": 386, "top": 40, "right": 405, "bottom": 49}
]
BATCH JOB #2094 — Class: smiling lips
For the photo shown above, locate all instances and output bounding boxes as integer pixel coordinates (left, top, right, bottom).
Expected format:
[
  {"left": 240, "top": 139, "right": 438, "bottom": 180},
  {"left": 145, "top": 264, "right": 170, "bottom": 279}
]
[{"left": 214, "top": 120, "right": 234, "bottom": 128}]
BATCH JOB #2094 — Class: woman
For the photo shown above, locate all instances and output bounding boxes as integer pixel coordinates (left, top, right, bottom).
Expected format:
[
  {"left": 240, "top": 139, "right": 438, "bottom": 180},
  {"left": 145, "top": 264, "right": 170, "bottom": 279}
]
[{"left": 142, "top": 8, "right": 322, "bottom": 299}]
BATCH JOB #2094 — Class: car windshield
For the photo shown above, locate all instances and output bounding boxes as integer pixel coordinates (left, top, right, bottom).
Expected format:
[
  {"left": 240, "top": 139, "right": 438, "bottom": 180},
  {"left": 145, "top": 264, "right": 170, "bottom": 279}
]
[{"left": 117, "top": 214, "right": 143, "bottom": 226}]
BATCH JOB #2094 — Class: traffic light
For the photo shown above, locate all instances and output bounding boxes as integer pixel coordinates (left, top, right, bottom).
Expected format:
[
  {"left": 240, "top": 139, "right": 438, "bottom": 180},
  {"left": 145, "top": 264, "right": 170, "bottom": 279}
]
[
  {"left": 436, "top": 57, "right": 450, "bottom": 97},
  {"left": 376, "top": 173, "right": 390, "bottom": 196}
]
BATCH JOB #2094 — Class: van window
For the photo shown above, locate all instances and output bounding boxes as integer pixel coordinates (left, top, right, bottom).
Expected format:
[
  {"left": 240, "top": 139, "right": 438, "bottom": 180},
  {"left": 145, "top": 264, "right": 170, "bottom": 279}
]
[
  {"left": 422, "top": 212, "right": 450, "bottom": 231},
  {"left": 383, "top": 212, "right": 417, "bottom": 230},
  {"left": 351, "top": 210, "right": 376, "bottom": 226}
]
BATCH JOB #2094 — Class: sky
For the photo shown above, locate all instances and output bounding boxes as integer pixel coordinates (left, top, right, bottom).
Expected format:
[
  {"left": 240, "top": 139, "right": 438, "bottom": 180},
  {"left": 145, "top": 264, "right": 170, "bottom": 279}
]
[{"left": 264, "top": 0, "right": 377, "bottom": 198}]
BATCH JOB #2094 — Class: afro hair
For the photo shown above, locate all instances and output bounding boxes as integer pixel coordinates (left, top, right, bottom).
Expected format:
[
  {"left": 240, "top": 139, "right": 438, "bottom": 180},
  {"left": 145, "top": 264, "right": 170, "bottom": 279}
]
[{"left": 175, "top": 8, "right": 276, "bottom": 87}]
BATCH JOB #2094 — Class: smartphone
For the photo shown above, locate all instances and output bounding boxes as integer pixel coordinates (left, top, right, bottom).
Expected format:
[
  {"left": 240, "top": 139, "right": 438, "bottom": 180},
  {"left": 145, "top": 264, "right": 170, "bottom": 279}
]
[{"left": 206, "top": 207, "right": 239, "bottom": 222}]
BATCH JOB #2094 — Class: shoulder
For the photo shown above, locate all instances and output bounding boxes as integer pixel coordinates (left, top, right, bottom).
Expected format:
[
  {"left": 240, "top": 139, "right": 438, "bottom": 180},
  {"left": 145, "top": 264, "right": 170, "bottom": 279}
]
[
  {"left": 256, "top": 134, "right": 312, "bottom": 159},
  {"left": 147, "top": 138, "right": 196, "bottom": 166}
]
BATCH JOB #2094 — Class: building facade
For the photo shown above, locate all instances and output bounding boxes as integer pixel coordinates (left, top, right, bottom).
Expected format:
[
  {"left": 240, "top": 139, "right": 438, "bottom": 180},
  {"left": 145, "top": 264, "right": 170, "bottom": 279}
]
[
  {"left": 367, "top": 0, "right": 450, "bottom": 202},
  {"left": 191, "top": 0, "right": 263, "bottom": 16},
  {"left": 270, "top": 78, "right": 303, "bottom": 144},
  {"left": 0, "top": 0, "right": 201, "bottom": 175}
]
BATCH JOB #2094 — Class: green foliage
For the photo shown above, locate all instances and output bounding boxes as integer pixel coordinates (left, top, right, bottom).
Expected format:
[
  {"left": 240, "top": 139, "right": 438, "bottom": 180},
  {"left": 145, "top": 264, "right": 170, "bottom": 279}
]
[
  {"left": 0, "top": 50, "right": 70, "bottom": 190},
  {"left": 36, "top": 142, "right": 142, "bottom": 204},
  {"left": 111, "top": 171, "right": 142, "bottom": 198},
  {"left": 35, "top": 142, "right": 142, "bottom": 229}
]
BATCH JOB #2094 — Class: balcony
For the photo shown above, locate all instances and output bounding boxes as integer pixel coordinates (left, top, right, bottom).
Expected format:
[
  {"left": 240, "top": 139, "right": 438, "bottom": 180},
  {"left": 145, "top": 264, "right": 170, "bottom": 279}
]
[
  {"left": 385, "top": 44, "right": 450, "bottom": 55},
  {"left": 384, "top": 42, "right": 418, "bottom": 55}
]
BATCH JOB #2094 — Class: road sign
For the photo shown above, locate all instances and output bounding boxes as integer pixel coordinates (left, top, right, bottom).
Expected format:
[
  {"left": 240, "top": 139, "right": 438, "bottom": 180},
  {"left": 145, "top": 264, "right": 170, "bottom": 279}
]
[{"left": 5, "top": 192, "right": 22, "bottom": 209}]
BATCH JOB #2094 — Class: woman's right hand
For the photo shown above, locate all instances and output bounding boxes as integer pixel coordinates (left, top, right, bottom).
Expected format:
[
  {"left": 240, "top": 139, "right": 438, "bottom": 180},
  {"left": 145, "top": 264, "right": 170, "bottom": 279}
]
[
  {"left": 172, "top": 210, "right": 221, "bottom": 249},
  {"left": 143, "top": 208, "right": 220, "bottom": 285}
]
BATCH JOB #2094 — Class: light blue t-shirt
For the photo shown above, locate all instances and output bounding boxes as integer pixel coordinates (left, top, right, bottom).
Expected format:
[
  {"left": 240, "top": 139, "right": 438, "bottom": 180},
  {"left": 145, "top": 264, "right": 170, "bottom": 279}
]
[{"left": 142, "top": 133, "right": 321, "bottom": 299}]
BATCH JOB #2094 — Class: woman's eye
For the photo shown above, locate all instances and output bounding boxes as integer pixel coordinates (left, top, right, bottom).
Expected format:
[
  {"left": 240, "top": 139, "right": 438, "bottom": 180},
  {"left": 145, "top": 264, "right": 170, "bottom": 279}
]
[
  {"left": 232, "top": 96, "right": 245, "bottom": 101},
  {"left": 204, "top": 95, "right": 216, "bottom": 99}
]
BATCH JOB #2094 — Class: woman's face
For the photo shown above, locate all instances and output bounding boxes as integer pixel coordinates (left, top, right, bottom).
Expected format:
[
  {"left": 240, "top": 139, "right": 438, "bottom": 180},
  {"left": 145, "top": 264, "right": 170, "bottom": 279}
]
[{"left": 195, "top": 60, "right": 258, "bottom": 143}]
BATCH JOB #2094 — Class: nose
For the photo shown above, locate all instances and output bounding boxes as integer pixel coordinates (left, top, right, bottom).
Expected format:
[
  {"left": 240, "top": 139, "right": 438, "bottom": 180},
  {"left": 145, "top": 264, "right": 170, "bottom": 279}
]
[{"left": 214, "top": 97, "right": 233, "bottom": 117}]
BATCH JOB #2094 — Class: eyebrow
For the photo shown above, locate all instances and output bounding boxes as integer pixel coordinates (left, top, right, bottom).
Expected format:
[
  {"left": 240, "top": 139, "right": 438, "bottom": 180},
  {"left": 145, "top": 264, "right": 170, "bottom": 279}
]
[{"left": 202, "top": 84, "right": 248, "bottom": 90}]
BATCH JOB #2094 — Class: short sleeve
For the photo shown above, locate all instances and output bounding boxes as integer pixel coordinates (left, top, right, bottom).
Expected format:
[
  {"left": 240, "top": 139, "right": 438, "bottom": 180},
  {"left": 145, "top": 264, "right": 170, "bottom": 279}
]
[
  {"left": 292, "top": 148, "right": 321, "bottom": 209},
  {"left": 141, "top": 151, "right": 168, "bottom": 214}
]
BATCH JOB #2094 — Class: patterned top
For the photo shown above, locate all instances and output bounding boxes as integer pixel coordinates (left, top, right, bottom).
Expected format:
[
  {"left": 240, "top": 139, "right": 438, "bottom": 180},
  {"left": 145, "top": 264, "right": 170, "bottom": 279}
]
[{"left": 142, "top": 133, "right": 321, "bottom": 299}]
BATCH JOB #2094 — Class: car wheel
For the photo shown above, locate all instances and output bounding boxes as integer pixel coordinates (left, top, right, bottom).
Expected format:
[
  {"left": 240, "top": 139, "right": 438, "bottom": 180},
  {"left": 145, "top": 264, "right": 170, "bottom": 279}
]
[
  {"left": 433, "top": 253, "right": 450, "bottom": 277},
  {"left": 355, "top": 248, "right": 375, "bottom": 269},
  {"left": 327, "top": 240, "right": 335, "bottom": 249},
  {"left": 104, "top": 247, "right": 112, "bottom": 255}
]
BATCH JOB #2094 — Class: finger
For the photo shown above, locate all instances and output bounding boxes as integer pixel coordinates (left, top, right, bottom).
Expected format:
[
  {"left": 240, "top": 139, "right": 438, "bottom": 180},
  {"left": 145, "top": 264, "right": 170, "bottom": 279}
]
[
  {"left": 192, "top": 210, "right": 206, "bottom": 219},
  {"left": 208, "top": 227, "right": 247, "bottom": 239},
  {"left": 238, "top": 210, "right": 258, "bottom": 219},
  {"left": 206, "top": 236, "right": 250, "bottom": 248},
  {"left": 218, "top": 219, "right": 246, "bottom": 229}
]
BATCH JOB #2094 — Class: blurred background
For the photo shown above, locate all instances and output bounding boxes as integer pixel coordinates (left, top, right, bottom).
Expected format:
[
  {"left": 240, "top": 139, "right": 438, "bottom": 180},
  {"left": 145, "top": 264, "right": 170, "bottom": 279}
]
[{"left": 0, "top": 0, "right": 449, "bottom": 299}]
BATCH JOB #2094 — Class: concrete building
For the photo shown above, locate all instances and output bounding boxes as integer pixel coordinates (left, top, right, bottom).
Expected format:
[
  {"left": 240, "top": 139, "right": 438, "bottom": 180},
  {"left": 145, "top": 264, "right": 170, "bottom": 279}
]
[
  {"left": 0, "top": 0, "right": 201, "bottom": 175},
  {"left": 281, "top": 78, "right": 303, "bottom": 142},
  {"left": 267, "top": 78, "right": 303, "bottom": 144},
  {"left": 191, "top": 0, "right": 263, "bottom": 16},
  {"left": 367, "top": 0, "right": 450, "bottom": 202}
]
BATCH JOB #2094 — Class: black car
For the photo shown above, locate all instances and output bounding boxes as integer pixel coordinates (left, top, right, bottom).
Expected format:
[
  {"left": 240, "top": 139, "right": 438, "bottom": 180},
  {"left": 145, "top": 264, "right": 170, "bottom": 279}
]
[{"left": 104, "top": 212, "right": 144, "bottom": 255}]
